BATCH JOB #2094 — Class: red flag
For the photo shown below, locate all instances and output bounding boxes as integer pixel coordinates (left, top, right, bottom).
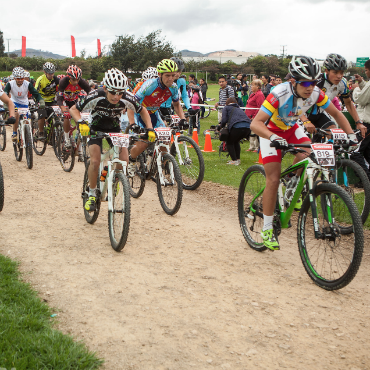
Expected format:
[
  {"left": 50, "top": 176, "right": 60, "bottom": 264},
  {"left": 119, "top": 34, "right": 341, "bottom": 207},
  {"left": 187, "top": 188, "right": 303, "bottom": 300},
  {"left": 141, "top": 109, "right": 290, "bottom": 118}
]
[
  {"left": 71, "top": 35, "right": 76, "bottom": 57},
  {"left": 22, "top": 36, "right": 26, "bottom": 57},
  {"left": 97, "top": 39, "right": 101, "bottom": 57}
]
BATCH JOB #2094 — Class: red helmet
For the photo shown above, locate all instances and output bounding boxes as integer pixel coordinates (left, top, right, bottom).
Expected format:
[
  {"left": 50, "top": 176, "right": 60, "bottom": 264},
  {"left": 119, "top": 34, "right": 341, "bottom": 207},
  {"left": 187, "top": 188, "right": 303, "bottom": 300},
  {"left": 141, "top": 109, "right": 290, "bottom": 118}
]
[
  {"left": 66, "top": 65, "right": 82, "bottom": 79},
  {"left": 57, "top": 74, "right": 66, "bottom": 79}
]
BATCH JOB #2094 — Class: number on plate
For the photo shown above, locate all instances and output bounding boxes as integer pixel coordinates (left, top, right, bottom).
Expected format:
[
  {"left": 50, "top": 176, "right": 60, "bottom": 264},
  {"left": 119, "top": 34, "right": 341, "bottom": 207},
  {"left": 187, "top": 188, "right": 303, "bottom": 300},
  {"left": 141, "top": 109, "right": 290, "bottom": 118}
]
[
  {"left": 311, "top": 143, "right": 335, "bottom": 166},
  {"left": 330, "top": 128, "right": 347, "bottom": 143},
  {"left": 155, "top": 127, "right": 172, "bottom": 144},
  {"left": 108, "top": 133, "right": 130, "bottom": 148}
]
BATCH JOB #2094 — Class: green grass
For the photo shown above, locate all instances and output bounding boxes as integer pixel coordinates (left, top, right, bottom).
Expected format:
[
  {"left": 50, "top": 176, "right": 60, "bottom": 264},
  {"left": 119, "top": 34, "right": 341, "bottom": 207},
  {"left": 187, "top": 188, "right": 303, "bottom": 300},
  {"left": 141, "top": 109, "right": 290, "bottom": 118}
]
[{"left": 0, "top": 254, "right": 103, "bottom": 369}]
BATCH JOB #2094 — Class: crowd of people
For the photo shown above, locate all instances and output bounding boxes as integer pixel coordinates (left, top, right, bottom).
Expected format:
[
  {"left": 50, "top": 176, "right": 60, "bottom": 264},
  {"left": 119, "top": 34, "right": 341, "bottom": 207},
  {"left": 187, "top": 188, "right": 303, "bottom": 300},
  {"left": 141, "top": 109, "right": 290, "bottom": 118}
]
[{"left": 0, "top": 52, "right": 369, "bottom": 251}]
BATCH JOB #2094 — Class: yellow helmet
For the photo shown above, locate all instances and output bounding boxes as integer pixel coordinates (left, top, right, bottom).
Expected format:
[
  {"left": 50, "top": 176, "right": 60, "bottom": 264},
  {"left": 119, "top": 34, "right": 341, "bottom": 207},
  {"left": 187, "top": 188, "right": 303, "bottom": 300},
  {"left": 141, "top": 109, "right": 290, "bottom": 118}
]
[{"left": 157, "top": 59, "right": 178, "bottom": 73}]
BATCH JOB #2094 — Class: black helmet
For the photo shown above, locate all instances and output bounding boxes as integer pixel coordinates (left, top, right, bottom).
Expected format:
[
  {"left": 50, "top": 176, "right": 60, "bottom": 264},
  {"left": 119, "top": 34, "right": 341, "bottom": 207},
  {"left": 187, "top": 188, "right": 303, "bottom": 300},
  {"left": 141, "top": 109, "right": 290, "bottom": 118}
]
[
  {"left": 288, "top": 55, "right": 321, "bottom": 81},
  {"left": 170, "top": 57, "right": 185, "bottom": 72},
  {"left": 323, "top": 53, "right": 348, "bottom": 71}
]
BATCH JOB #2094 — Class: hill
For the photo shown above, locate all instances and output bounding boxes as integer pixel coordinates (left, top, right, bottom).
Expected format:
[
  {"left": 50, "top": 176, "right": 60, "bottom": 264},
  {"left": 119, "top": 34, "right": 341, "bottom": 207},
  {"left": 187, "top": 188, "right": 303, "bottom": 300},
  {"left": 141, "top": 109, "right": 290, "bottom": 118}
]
[
  {"left": 180, "top": 49, "right": 261, "bottom": 58},
  {"left": 10, "top": 48, "right": 67, "bottom": 59}
]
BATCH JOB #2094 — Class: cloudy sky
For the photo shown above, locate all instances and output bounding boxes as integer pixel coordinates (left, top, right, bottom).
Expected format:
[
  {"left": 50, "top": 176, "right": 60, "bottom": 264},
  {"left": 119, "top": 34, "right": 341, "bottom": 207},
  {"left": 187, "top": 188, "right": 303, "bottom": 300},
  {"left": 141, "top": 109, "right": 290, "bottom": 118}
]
[{"left": 1, "top": 0, "right": 369, "bottom": 63}]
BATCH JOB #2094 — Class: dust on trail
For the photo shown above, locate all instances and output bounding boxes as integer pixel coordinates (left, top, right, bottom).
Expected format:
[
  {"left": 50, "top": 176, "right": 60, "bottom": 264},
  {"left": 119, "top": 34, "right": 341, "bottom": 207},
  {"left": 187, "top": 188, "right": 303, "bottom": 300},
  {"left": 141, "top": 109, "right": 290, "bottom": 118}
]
[{"left": 0, "top": 128, "right": 369, "bottom": 370}]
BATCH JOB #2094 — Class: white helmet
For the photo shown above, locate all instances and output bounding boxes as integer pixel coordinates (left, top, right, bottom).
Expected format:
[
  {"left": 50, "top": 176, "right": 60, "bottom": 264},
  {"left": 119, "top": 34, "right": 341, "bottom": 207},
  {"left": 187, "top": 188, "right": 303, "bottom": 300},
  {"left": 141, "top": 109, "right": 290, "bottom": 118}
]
[
  {"left": 24, "top": 71, "right": 30, "bottom": 78},
  {"left": 12, "top": 67, "right": 25, "bottom": 78},
  {"left": 288, "top": 55, "right": 321, "bottom": 81},
  {"left": 103, "top": 68, "right": 128, "bottom": 91},
  {"left": 142, "top": 67, "right": 158, "bottom": 80},
  {"left": 9, "top": 75, "right": 14, "bottom": 80},
  {"left": 43, "top": 62, "right": 55, "bottom": 74}
]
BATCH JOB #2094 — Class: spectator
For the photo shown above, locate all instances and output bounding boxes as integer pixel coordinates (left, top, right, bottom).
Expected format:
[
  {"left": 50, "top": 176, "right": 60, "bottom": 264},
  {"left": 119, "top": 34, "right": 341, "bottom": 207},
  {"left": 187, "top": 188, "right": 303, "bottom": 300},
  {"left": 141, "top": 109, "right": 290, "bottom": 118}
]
[
  {"left": 332, "top": 96, "right": 342, "bottom": 111},
  {"left": 218, "top": 97, "right": 251, "bottom": 165},
  {"left": 261, "top": 75, "right": 271, "bottom": 97},
  {"left": 189, "top": 74, "right": 198, "bottom": 84},
  {"left": 348, "top": 79, "right": 353, "bottom": 90},
  {"left": 215, "top": 76, "right": 235, "bottom": 123},
  {"left": 234, "top": 73, "right": 245, "bottom": 106},
  {"left": 284, "top": 73, "right": 295, "bottom": 84},
  {"left": 241, "top": 74, "right": 249, "bottom": 107},
  {"left": 199, "top": 78, "right": 208, "bottom": 119},
  {"left": 275, "top": 76, "right": 282, "bottom": 85},
  {"left": 352, "top": 61, "right": 370, "bottom": 181},
  {"left": 127, "top": 76, "right": 134, "bottom": 91},
  {"left": 245, "top": 79, "right": 265, "bottom": 152},
  {"left": 189, "top": 85, "right": 201, "bottom": 130}
]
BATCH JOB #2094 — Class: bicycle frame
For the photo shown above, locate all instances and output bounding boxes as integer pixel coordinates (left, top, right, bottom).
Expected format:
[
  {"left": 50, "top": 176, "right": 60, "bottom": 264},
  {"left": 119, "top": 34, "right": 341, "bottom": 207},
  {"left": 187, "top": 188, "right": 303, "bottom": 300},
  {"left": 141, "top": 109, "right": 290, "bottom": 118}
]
[
  {"left": 98, "top": 144, "right": 128, "bottom": 212},
  {"left": 147, "top": 141, "right": 175, "bottom": 186},
  {"left": 250, "top": 156, "right": 331, "bottom": 239},
  {"left": 17, "top": 109, "right": 33, "bottom": 148},
  {"left": 172, "top": 133, "right": 189, "bottom": 166}
]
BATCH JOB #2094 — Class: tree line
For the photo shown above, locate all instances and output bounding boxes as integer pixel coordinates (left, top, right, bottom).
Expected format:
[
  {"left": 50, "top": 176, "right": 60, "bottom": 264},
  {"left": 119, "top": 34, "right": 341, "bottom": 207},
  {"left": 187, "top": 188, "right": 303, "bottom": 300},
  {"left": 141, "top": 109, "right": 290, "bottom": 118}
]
[{"left": 0, "top": 29, "right": 366, "bottom": 81}]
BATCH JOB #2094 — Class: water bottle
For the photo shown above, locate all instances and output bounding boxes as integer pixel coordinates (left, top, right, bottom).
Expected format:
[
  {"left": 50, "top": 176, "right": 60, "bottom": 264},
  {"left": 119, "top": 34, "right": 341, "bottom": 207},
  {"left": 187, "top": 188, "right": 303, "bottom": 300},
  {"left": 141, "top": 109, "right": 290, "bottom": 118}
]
[
  {"left": 100, "top": 166, "right": 108, "bottom": 181},
  {"left": 284, "top": 175, "right": 299, "bottom": 203}
]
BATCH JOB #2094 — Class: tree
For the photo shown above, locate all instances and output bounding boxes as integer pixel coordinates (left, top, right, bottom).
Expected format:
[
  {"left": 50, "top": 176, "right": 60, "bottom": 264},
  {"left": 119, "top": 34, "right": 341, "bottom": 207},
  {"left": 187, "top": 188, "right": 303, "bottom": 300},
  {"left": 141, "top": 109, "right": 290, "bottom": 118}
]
[
  {"left": 111, "top": 34, "right": 136, "bottom": 73},
  {"left": 0, "top": 30, "right": 5, "bottom": 57}
]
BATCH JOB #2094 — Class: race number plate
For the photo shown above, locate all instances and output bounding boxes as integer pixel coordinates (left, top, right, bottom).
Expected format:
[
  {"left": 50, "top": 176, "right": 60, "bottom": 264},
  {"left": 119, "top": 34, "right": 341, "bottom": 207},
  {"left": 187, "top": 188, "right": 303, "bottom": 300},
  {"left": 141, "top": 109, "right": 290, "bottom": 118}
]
[
  {"left": 108, "top": 133, "right": 130, "bottom": 148},
  {"left": 81, "top": 112, "right": 90, "bottom": 121},
  {"left": 155, "top": 127, "right": 172, "bottom": 144},
  {"left": 52, "top": 106, "right": 62, "bottom": 115},
  {"left": 17, "top": 108, "right": 30, "bottom": 116},
  {"left": 171, "top": 115, "right": 181, "bottom": 125},
  {"left": 330, "top": 128, "right": 347, "bottom": 143},
  {"left": 311, "top": 143, "right": 335, "bottom": 166}
]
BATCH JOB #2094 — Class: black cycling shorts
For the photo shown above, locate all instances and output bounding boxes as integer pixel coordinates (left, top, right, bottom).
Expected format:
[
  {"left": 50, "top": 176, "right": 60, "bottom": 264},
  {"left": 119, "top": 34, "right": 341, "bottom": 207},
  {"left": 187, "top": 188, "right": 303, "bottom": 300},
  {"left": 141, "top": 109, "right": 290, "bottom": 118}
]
[
  {"left": 87, "top": 127, "right": 120, "bottom": 150},
  {"left": 308, "top": 112, "right": 334, "bottom": 129}
]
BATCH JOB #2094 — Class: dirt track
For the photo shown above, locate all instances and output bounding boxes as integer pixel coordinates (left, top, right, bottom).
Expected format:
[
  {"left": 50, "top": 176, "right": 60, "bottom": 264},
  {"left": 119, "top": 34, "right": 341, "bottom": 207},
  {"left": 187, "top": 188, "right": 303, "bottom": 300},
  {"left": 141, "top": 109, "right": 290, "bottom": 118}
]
[{"left": 1, "top": 128, "right": 370, "bottom": 370}]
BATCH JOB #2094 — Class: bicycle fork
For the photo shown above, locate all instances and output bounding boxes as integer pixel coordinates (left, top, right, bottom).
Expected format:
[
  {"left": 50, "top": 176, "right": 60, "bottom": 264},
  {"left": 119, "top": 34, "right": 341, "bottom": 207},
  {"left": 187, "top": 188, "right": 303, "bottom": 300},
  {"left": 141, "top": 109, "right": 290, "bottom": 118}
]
[{"left": 172, "top": 137, "right": 187, "bottom": 166}]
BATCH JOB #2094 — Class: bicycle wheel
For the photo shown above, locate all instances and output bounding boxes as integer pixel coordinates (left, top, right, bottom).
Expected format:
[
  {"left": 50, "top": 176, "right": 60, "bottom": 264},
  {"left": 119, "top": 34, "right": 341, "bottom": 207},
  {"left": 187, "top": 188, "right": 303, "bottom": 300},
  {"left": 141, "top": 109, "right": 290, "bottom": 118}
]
[
  {"left": 238, "top": 165, "right": 267, "bottom": 251},
  {"left": 52, "top": 120, "right": 63, "bottom": 158},
  {"left": 82, "top": 161, "right": 101, "bottom": 224},
  {"left": 203, "top": 102, "right": 211, "bottom": 118},
  {"left": 24, "top": 124, "right": 33, "bottom": 169},
  {"left": 13, "top": 130, "right": 23, "bottom": 162},
  {"left": 0, "top": 123, "right": 6, "bottom": 151},
  {"left": 108, "top": 171, "right": 131, "bottom": 251},
  {"left": 335, "top": 159, "right": 370, "bottom": 230},
  {"left": 81, "top": 136, "right": 90, "bottom": 167},
  {"left": 32, "top": 118, "right": 47, "bottom": 156},
  {"left": 57, "top": 133, "right": 75, "bottom": 172},
  {"left": 0, "top": 162, "right": 4, "bottom": 212},
  {"left": 297, "top": 182, "right": 364, "bottom": 290},
  {"left": 128, "top": 154, "right": 146, "bottom": 198},
  {"left": 156, "top": 152, "right": 183, "bottom": 215},
  {"left": 170, "top": 135, "right": 204, "bottom": 190}
]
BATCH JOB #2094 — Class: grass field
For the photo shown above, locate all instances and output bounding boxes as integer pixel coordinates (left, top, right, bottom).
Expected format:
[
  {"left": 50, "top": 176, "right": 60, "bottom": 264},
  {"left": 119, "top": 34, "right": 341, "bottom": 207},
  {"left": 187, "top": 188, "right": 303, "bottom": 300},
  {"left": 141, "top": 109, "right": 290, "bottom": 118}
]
[{"left": 0, "top": 254, "right": 103, "bottom": 369}]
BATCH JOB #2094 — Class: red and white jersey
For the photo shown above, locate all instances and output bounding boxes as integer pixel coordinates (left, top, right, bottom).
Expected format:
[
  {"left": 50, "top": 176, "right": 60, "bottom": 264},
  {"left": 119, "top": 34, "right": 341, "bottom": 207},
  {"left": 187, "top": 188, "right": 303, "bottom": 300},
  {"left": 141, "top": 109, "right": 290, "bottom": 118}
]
[{"left": 7, "top": 80, "right": 31, "bottom": 106}]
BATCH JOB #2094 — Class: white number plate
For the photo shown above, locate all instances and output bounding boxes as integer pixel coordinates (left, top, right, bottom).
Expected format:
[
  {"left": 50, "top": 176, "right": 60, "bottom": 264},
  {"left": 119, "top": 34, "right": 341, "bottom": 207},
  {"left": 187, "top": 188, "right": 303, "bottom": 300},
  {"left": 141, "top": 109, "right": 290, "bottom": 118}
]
[
  {"left": 52, "top": 106, "right": 62, "bottom": 115},
  {"left": 311, "top": 143, "right": 335, "bottom": 166},
  {"left": 330, "top": 128, "right": 347, "bottom": 143},
  {"left": 155, "top": 127, "right": 172, "bottom": 144},
  {"left": 17, "top": 108, "right": 30, "bottom": 116},
  {"left": 171, "top": 115, "right": 180, "bottom": 124},
  {"left": 81, "top": 112, "right": 90, "bottom": 120},
  {"left": 108, "top": 133, "right": 129, "bottom": 148}
]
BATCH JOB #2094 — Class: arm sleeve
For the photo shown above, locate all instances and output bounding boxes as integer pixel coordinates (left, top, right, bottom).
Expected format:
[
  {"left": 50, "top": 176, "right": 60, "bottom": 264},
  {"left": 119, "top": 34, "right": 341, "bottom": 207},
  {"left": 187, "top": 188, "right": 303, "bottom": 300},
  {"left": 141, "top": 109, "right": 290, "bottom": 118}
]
[
  {"left": 35, "top": 76, "right": 42, "bottom": 92},
  {"left": 228, "top": 86, "right": 235, "bottom": 97},
  {"left": 76, "top": 91, "right": 99, "bottom": 112},
  {"left": 260, "top": 93, "right": 279, "bottom": 117},
  {"left": 316, "top": 89, "right": 330, "bottom": 109},
  {"left": 56, "top": 78, "right": 68, "bottom": 105},
  {"left": 354, "top": 81, "right": 370, "bottom": 106},
  {"left": 180, "top": 80, "right": 191, "bottom": 109},
  {"left": 28, "top": 83, "right": 42, "bottom": 102},
  {"left": 3, "top": 83, "right": 11, "bottom": 95},
  {"left": 220, "top": 107, "right": 229, "bottom": 127},
  {"left": 122, "top": 91, "right": 143, "bottom": 113}
]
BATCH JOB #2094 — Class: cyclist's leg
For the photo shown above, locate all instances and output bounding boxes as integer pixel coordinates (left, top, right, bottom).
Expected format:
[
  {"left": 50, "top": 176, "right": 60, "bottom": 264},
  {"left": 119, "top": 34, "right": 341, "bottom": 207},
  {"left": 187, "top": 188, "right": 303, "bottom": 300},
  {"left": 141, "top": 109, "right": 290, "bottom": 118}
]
[
  {"left": 85, "top": 140, "right": 101, "bottom": 211},
  {"left": 12, "top": 103, "right": 22, "bottom": 139},
  {"left": 129, "top": 112, "right": 153, "bottom": 159}
]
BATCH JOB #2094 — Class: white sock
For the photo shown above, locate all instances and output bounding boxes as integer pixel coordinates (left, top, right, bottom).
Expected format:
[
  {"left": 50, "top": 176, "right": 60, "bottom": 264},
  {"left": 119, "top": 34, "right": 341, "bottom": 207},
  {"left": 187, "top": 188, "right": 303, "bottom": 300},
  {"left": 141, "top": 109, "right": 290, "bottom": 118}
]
[
  {"left": 89, "top": 187, "right": 97, "bottom": 197},
  {"left": 64, "top": 132, "right": 70, "bottom": 140},
  {"left": 263, "top": 215, "right": 273, "bottom": 231}
]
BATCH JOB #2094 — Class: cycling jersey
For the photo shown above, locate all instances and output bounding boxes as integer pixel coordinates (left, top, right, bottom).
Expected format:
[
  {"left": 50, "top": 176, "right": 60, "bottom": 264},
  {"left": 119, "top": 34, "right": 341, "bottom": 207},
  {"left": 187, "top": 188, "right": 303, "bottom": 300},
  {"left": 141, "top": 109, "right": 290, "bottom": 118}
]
[
  {"left": 76, "top": 88, "right": 142, "bottom": 131},
  {"left": 132, "top": 79, "right": 145, "bottom": 95},
  {"left": 261, "top": 82, "right": 330, "bottom": 131},
  {"left": 161, "top": 77, "right": 191, "bottom": 110},
  {"left": 56, "top": 76, "right": 91, "bottom": 105},
  {"left": 4, "top": 80, "right": 42, "bottom": 106},
  {"left": 308, "top": 73, "right": 350, "bottom": 116},
  {"left": 135, "top": 77, "right": 179, "bottom": 114},
  {"left": 35, "top": 75, "right": 59, "bottom": 103}
]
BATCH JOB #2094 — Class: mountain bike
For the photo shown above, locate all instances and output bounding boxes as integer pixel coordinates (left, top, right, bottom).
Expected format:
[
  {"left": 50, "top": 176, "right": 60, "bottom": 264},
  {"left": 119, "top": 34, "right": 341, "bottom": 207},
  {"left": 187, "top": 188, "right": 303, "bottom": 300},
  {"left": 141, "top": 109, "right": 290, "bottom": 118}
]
[
  {"left": 32, "top": 105, "right": 63, "bottom": 158},
  {"left": 13, "top": 108, "right": 34, "bottom": 169},
  {"left": 162, "top": 115, "right": 204, "bottom": 190},
  {"left": 57, "top": 121, "right": 89, "bottom": 172},
  {"left": 129, "top": 127, "right": 183, "bottom": 215},
  {"left": 238, "top": 142, "right": 364, "bottom": 290},
  {"left": 81, "top": 131, "right": 131, "bottom": 252}
]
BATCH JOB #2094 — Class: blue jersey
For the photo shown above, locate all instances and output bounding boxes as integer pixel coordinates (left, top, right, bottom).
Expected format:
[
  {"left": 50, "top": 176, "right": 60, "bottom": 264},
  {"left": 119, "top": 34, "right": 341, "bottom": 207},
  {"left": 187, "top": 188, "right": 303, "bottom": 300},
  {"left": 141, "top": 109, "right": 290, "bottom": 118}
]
[
  {"left": 161, "top": 77, "right": 190, "bottom": 110},
  {"left": 135, "top": 77, "right": 179, "bottom": 114}
]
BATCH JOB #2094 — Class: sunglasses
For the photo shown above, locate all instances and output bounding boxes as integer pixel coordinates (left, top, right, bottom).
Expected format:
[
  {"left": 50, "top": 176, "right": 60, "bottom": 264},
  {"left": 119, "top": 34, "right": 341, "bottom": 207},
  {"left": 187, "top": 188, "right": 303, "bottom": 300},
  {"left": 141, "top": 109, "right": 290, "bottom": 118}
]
[
  {"left": 107, "top": 89, "right": 124, "bottom": 96},
  {"left": 296, "top": 80, "right": 318, "bottom": 87}
]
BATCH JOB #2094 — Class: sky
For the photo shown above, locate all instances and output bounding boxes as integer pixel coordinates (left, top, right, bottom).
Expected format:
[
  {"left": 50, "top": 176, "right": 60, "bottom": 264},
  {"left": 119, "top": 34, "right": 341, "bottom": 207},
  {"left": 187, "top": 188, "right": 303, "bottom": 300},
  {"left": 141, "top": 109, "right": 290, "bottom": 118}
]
[{"left": 1, "top": 0, "right": 369, "bottom": 63}]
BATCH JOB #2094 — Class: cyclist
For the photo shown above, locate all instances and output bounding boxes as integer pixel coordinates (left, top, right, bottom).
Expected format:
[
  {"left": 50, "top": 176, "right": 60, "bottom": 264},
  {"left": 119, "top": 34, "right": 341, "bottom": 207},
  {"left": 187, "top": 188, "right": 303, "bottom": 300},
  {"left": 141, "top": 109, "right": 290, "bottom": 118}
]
[
  {"left": 128, "top": 58, "right": 187, "bottom": 161},
  {"left": 0, "top": 82, "right": 16, "bottom": 127},
  {"left": 132, "top": 67, "right": 158, "bottom": 95},
  {"left": 159, "top": 57, "right": 193, "bottom": 117},
  {"left": 250, "top": 55, "right": 357, "bottom": 251},
  {"left": 4, "top": 67, "right": 45, "bottom": 141},
  {"left": 57, "top": 65, "right": 91, "bottom": 150},
  {"left": 35, "top": 62, "right": 60, "bottom": 139},
  {"left": 303, "top": 53, "right": 366, "bottom": 136},
  {"left": 69, "top": 68, "right": 152, "bottom": 212}
]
